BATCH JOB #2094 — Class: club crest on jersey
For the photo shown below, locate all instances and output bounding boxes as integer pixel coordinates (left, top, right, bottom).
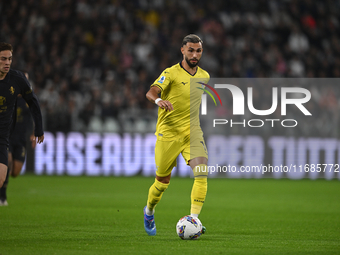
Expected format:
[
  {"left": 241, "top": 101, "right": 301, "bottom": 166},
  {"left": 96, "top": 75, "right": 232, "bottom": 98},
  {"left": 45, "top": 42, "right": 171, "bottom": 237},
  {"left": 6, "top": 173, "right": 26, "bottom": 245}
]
[
  {"left": 158, "top": 76, "right": 165, "bottom": 84},
  {"left": 9, "top": 86, "right": 14, "bottom": 95},
  {"left": 0, "top": 96, "right": 6, "bottom": 106}
]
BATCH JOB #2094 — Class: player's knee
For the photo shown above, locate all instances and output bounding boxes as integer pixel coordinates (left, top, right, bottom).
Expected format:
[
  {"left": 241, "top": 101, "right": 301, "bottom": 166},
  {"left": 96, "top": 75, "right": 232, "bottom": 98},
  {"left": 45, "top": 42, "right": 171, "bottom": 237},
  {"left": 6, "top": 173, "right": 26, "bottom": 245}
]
[
  {"left": 156, "top": 174, "right": 171, "bottom": 184},
  {"left": 193, "top": 164, "right": 209, "bottom": 178}
]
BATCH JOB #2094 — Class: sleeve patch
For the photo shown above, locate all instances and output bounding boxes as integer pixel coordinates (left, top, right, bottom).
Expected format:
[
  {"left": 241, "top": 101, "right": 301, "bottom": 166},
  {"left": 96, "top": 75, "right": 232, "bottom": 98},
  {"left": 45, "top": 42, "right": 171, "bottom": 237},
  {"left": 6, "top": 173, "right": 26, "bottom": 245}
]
[{"left": 157, "top": 76, "right": 166, "bottom": 84}]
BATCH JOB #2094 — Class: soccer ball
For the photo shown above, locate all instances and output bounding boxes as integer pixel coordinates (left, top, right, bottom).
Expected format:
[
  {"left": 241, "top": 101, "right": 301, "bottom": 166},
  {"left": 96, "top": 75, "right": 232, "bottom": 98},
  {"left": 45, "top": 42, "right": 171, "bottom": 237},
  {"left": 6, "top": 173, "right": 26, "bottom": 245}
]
[{"left": 176, "top": 215, "right": 203, "bottom": 240}]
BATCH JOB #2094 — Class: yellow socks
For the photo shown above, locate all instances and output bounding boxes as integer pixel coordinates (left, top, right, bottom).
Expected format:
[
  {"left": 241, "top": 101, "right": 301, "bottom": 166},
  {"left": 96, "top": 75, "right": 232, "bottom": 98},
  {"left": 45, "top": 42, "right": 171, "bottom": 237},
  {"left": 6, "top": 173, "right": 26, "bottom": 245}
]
[
  {"left": 146, "top": 164, "right": 208, "bottom": 217},
  {"left": 190, "top": 164, "right": 208, "bottom": 217},
  {"left": 146, "top": 179, "right": 169, "bottom": 214}
]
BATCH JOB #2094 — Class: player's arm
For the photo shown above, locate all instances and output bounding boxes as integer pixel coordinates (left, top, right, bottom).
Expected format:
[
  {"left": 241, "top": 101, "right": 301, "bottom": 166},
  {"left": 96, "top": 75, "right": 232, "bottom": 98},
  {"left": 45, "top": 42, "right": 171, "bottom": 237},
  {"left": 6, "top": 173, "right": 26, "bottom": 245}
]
[
  {"left": 20, "top": 75, "right": 44, "bottom": 143},
  {"left": 24, "top": 94, "right": 44, "bottom": 144},
  {"left": 146, "top": 86, "right": 173, "bottom": 112},
  {"left": 21, "top": 72, "right": 44, "bottom": 144}
]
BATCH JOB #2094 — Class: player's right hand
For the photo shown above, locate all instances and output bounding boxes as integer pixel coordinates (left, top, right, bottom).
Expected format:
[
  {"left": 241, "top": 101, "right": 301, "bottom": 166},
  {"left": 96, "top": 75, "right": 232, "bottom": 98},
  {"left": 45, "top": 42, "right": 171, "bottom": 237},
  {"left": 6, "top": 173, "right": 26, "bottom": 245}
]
[{"left": 156, "top": 100, "right": 174, "bottom": 112}]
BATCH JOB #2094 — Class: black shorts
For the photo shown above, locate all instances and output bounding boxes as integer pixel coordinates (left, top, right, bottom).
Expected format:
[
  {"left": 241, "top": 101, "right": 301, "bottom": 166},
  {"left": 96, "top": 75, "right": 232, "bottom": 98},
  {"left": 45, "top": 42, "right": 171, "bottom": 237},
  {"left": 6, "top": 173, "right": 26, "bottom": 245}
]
[
  {"left": 0, "top": 144, "right": 8, "bottom": 166},
  {"left": 9, "top": 140, "right": 26, "bottom": 163}
]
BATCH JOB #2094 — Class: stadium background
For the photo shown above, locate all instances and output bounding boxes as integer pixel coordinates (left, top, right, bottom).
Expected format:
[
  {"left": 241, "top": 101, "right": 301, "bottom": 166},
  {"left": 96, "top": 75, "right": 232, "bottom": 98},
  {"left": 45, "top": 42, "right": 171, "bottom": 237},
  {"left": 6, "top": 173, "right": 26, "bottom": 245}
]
[{"left": 1, "top": 0, "right": 340, "bottom": 179}]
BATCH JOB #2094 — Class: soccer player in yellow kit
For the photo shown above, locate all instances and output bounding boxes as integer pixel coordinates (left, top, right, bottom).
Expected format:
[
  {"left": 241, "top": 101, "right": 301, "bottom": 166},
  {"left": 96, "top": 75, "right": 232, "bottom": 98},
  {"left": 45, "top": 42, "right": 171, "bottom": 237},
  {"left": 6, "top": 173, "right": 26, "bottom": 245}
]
[{"left": 143, "top": 34, "right": 209, "bottom": 236}]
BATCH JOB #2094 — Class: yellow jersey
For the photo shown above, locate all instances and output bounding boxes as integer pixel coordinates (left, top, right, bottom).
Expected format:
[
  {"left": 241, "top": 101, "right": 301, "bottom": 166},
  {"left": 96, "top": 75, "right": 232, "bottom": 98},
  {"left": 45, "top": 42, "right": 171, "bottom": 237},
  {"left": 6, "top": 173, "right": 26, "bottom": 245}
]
[{"left": 151, "top": 62, "right": 210, "bottom": 139}]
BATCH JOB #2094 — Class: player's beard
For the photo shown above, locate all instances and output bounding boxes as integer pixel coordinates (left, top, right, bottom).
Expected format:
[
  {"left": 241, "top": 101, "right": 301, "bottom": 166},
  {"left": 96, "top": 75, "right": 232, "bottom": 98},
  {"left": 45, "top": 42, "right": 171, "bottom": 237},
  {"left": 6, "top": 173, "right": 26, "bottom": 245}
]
[{"left": 185, "top": 56, "right": 200, "bottom": 68}]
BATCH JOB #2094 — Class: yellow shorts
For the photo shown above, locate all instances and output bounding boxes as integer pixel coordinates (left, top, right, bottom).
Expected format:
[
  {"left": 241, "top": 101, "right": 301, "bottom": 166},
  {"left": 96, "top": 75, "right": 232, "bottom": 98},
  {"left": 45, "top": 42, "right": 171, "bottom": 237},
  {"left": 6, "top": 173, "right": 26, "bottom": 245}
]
[{"left": 155, "top": 128, "right": 208, "bottom": 177}]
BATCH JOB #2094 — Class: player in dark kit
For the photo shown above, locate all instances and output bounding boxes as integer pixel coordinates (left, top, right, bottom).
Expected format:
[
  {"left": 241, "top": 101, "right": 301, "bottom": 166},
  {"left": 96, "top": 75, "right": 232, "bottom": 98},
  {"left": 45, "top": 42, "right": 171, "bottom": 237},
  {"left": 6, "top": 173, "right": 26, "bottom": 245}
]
[
  {"left": 0, "top": 73, "right": 37, "bottom": 206},
  {"left": 0, "top": 42, "right": 44, "bottom": 206},
  {"left": 9, "top": 73, "right": 36, "bottom": 177}
]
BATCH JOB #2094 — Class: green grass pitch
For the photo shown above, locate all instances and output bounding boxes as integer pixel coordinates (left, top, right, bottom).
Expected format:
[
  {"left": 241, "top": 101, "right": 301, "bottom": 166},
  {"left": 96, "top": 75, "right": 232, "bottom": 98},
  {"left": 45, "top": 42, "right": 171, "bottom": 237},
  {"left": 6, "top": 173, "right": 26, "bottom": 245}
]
[{"left": 0, "top": 175, "right": 339, "bottom": 255}]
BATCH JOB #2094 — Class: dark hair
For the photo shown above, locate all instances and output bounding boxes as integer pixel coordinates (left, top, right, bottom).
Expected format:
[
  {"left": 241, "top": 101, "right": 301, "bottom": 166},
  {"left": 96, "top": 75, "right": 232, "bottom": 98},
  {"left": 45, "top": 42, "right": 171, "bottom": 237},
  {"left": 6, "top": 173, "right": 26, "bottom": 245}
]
[
  {"left": 182, "top": 34, "right": 203, "bottom": 46},
  {"left": 0, "top": 42, "right": 13, "bottom": 53}
]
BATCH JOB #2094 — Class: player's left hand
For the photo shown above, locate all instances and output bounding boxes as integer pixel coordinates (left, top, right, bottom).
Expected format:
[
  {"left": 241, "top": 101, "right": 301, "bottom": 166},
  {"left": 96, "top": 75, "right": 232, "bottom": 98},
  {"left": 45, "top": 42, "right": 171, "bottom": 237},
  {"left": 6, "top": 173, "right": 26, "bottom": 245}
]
[{"left": 35, "top": 135, "right": 44, "bottom": 144}]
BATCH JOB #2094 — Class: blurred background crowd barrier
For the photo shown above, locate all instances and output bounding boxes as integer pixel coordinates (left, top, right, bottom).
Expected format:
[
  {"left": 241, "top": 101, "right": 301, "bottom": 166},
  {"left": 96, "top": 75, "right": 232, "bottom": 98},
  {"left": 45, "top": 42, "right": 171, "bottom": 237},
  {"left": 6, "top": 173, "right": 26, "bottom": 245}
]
[{"left": 1, "top": 0, "right": 340, "bottom": 178}]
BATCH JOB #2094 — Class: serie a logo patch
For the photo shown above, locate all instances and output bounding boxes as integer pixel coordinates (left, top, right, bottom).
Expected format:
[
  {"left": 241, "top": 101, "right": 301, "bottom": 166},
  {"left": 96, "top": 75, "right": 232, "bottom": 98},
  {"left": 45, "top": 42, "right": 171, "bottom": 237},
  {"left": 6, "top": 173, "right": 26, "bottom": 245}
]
[{"left": 158, "top": 76, "right": 165, "bottom": 84}]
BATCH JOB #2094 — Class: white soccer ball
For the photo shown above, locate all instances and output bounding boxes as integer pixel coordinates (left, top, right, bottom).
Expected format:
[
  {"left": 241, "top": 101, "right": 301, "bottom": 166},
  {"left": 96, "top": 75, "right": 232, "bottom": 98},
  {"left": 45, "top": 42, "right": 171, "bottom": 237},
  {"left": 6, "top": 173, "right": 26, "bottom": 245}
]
[{"left": 176, "top": 215, "right": 203, "bottom": 240}]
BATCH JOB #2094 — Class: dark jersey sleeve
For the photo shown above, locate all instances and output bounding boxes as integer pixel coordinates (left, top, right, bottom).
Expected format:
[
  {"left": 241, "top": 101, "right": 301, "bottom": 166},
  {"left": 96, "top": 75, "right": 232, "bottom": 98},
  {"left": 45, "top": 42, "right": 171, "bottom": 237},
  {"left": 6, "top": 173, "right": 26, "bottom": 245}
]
[{"left": 18, "top": 73, "right": 44, "bottom": 137}]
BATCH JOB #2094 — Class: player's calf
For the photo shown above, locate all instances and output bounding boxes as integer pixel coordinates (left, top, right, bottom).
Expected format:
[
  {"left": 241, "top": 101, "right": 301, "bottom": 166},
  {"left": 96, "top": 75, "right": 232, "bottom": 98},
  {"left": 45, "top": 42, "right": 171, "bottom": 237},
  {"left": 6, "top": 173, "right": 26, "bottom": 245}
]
[
  {"left": 10, "top": 160, "right": 24, "bottom": 178},
  {"left": 190, "top": 164, "right": 208, "bottom": 217},
  {"left": 0, "top": 164, "right": 7, "bottom": 188},
  {"left": 146, "top": 178, "right": 169, "bottom": 213}
]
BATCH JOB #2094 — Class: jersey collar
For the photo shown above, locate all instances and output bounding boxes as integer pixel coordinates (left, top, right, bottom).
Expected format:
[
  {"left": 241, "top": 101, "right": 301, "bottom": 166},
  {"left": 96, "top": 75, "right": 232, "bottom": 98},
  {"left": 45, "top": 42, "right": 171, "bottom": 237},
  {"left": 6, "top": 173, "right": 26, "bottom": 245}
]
[{"left": 179, "top": 62, "right": 198, "bottom": 76}]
